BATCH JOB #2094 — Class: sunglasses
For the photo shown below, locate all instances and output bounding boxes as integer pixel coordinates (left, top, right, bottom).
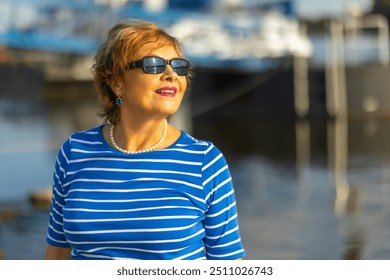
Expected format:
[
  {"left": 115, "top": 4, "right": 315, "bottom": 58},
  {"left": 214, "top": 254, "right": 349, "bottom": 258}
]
[{"left": 126, "top": 56, "right": 191, "bottom": 76}]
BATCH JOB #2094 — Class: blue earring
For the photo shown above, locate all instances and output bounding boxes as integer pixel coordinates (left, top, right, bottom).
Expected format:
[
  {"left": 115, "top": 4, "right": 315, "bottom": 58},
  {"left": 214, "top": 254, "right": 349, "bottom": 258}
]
[{"left": 116, "top": 97, "right": 123, "bottom": 106}]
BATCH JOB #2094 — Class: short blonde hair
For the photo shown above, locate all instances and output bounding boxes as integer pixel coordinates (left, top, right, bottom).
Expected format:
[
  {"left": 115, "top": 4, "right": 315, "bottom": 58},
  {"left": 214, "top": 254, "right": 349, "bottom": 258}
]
[{"left": 92, "top": 19, "right": 186, "bottom": 125}]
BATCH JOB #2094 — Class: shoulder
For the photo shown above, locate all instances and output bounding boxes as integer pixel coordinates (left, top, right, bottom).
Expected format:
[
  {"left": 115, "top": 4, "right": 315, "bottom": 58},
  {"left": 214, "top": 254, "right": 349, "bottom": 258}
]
[
  {"left": 176, "top": 131, "right": 226, "bottom": 162},
  {"left": 176, "top": 131, "right": 215, "bottom": 151},
  {"left": 68, "top": 125, "right": 103, "bottom": 143},
  {"left": 58, "top": 124, "right": 105, "bottom": 154}
]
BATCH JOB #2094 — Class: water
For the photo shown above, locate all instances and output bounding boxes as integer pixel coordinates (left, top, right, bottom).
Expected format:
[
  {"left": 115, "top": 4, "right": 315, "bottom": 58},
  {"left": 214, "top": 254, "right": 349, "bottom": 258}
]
[
  {"left": 1, "top": 81, "right": 390, "bottom": 260},
  {"left": 193, "top": 117, "right": 390, "bottom": 259}
]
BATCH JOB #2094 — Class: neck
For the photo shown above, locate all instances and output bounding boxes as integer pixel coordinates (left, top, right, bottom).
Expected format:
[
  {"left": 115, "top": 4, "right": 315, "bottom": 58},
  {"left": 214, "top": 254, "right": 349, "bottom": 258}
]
[{"left": 110, "top": 118, "right": 168, "bottom": 154}]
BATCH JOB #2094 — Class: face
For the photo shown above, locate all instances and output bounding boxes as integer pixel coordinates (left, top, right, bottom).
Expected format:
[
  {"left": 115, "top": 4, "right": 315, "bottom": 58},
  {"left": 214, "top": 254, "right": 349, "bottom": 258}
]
[{"left": 114, "top": 45, "right": 188, "bottom": 122}]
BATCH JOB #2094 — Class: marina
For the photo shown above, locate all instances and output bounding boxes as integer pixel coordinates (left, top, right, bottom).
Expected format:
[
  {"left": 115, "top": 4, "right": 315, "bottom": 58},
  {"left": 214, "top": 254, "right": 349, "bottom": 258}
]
[{"left": 1, "top": 0, "right": 390, "bottom": 260}]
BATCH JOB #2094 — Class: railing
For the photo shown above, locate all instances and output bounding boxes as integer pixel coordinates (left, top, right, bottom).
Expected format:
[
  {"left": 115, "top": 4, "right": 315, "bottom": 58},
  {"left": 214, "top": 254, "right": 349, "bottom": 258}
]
[{"left": 325, "top": 14, "right": 389, "bottom": 119}]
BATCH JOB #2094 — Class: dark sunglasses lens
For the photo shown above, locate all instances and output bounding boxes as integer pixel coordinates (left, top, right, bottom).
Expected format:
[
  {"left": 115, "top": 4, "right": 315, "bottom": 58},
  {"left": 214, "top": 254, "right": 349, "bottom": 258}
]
[
  {"left": 143, "top": 57, "right": 165, "bottom": 74},
  {"left": 171, "top": 59, "right": 190, "bottom": 76}
]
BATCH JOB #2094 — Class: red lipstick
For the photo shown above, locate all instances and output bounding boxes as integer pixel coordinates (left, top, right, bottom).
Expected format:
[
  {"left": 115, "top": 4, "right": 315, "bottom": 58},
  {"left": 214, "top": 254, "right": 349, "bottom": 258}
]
[{"left": 155, "top": 86, "right": 177, "bottom": 97}]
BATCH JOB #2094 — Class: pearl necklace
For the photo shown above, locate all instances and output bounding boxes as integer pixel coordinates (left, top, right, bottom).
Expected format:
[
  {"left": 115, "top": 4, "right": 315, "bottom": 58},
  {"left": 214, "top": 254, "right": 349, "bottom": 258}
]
[{"left": 109, "top": 119, "right": 168, "bottom": 154}]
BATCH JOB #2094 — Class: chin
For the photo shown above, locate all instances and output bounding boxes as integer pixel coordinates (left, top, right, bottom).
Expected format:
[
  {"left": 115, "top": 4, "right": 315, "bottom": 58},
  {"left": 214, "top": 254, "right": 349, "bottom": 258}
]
[{"left": 157, "top": 103, "right": 181, "bottom": 116}]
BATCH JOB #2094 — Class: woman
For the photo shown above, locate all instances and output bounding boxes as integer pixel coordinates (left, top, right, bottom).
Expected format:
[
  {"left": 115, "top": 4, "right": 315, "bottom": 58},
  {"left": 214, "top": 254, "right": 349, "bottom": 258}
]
[{"left": 45, "top": 19, "right": 245, "bottom": 260}]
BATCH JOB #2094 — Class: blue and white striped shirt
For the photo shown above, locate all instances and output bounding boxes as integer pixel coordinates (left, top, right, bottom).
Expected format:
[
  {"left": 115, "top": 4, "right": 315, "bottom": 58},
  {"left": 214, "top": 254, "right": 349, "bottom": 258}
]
[{"left": 46, "top": 125, "right": 245, "bottom": 260}]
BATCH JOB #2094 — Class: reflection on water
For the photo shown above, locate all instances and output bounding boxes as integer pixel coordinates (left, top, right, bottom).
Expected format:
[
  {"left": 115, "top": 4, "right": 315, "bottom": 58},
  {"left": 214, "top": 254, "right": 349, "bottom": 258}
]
[
  {"left": 1, "top": 81, "right": 390, "bottom": 259},
  {"left": 193, "top": 115, "right": 390, "bottom": 260},
  {"left": 0, "top": 81, "right": 100, "bottom": 201}
]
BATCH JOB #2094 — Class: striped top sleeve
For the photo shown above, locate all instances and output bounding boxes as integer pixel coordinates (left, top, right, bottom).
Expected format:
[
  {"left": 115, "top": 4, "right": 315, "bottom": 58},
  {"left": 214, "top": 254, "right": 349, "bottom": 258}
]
[
  {"left": 47, "top": 138, "right": 72, "bottom": 247},
  {"left": 46, "top": 125, "right": 245, "bottom": 260},
  {"left": 202, "top": 144, "right": 244, "bottom": 259}
]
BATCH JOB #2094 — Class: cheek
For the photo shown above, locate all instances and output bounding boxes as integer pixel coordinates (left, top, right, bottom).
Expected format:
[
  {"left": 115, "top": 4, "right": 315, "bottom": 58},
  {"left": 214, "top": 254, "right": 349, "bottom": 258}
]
[
  {"left": 180, "top": 78, "right": 188, "bottom": 94},
  {"left": 123, "top": 77, "right": 148, "bottom": 97}
]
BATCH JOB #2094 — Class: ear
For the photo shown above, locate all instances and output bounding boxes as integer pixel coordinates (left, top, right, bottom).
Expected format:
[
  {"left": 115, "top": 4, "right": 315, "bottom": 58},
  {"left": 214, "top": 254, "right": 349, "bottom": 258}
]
[{"left": 108, "top": 77, "right": 124, "bottom": 97}]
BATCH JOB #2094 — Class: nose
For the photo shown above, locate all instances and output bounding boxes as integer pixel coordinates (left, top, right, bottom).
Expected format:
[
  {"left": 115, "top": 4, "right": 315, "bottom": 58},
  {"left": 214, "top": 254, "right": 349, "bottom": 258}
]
[{"left": 161, "top": 64, "right": 178, "bottom": 81}]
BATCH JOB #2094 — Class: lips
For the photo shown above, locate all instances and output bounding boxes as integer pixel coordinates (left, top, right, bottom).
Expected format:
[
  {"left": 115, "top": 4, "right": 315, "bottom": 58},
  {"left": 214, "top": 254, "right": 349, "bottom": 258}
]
[{"left": 155, "top": 87, "right": 177, "bottom": 97}]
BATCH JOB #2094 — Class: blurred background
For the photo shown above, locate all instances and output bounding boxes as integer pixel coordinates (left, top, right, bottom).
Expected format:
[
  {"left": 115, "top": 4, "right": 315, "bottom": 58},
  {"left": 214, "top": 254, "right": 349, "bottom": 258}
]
[{"left": 1, "top": 0, "right": 390, "bottom": 260}]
